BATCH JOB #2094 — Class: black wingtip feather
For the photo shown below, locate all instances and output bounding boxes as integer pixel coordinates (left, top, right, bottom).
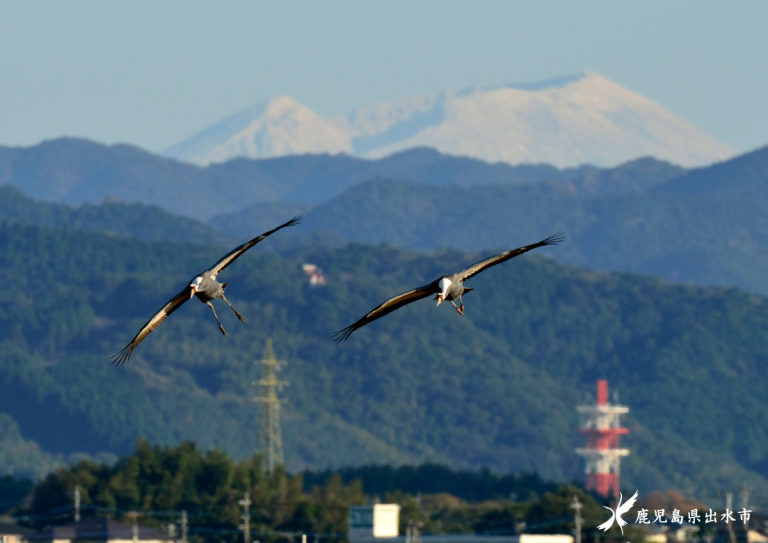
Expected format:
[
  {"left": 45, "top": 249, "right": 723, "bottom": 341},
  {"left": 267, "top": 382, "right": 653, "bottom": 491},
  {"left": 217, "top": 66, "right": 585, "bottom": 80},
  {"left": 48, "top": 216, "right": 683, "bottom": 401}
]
[
  {"left": 109, "top": 345, "right": 133, "bottom": 366},
  {"left": 331, "top": 325, "right": 356, "bottom": 342},
  {"left": 285, "top": 216, "right": 302, "bottom": 227},
  {"left": 542, "top": 231, "right": 566, "bottom": 246}
]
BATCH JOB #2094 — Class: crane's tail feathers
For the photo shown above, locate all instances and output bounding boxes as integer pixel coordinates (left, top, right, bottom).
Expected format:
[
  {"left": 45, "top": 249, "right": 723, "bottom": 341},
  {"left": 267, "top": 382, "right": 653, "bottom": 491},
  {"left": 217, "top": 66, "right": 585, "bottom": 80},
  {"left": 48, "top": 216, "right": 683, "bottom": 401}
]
[
  {"left": 462, "top": 287, "right": 474, "bottom": 294},
  {"left": 109, "top": 345, "right": 133, "bottom": 366},
  {"left": 541, "top": 231, "right": 566, "bottom": 246},
  {"left": 332, "top": 324, "right": 356, "bottom": 342}
]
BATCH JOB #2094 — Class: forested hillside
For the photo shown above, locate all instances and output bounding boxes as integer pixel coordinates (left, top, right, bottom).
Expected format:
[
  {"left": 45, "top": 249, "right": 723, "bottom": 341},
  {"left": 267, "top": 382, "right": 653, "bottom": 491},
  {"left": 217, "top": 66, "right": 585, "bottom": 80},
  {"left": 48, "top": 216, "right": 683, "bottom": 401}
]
[
  {"left": 212, "top": 146, "right": 768, "bottom": 295},
  {"left": 0, "top": 186, "right": 230, "bottom": 245},
  {"left": 2, "top": 223, "right": 768, "bottom": 503},
  {"left": 13, "top": 136, "right": 766, "bottom": 297}
]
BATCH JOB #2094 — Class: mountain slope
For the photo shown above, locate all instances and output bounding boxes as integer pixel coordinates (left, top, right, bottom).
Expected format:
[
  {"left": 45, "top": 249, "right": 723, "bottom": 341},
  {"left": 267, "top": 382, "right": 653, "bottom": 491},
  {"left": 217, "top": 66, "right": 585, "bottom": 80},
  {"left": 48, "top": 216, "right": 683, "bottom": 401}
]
[
  {"left": 0, "top": 185, "right": 231, "bottom": 246},
  {"left": 212, "top": 146, "right": 768, "bottom": 295},
  {"left": 0, "top": 412, "right": 118, "bottom": 480},
  {"left": 1, "top": 138, "right": 678, "bottom": 220},
  {"left": 3, "top": 223, "right": 768, "bottom": 500},
  {"left": 165, "top": 72, "right": 737, "bottom": 168},
  {"left": 0, "top": 138, "right": 250, "bottom": 219},
  {"left": 653, "top": 143, "right": 768, "bottom": 199}
]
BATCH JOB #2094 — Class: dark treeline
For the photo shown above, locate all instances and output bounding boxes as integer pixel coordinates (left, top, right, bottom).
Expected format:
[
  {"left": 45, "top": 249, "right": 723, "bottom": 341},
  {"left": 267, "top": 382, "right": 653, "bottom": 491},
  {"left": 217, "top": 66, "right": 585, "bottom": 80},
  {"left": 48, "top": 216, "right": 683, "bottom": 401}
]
[
  {"left": 0, "top": 475, "right": 34, "bottom": 515},
  {"left": 302, "top": 464, "right": 559, "bottom": 503},
  {"left": 22, "top": 439, "right": 364, "bottom": 538},
  {"left": 7, "top": 440, "right": 615, "bottom": 542}
]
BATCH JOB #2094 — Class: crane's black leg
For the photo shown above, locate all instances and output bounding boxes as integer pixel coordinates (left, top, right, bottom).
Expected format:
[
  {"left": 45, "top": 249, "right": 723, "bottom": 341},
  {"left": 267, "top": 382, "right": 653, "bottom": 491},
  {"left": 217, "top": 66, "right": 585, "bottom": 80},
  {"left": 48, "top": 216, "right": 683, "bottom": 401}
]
[
  {"left": 221, "top": 294, "right": 245, "bottom": 323},
  {"left": 450, "top": 299, "right": 465, "bottom": 316},
  {"left": 207, "top": 302, "right": 228, "bottom": 337}
]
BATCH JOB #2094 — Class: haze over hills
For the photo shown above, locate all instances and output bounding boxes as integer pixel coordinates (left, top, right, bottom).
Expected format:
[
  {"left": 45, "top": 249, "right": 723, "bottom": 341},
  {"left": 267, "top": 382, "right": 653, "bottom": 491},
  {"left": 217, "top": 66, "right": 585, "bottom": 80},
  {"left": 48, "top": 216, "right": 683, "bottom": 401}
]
[
  {"left": 5, "top": 136, "right": 768, "bottom": 298},
  {"left": 212, "top": 145, "right": 768, "bottom": 296},
  {"left": 0, "top": 138, "right": 661, "bottom": 220},
  {"left": 164, "top": 72, "right": 737, "bottom": 168},
  {"left": 3, "top": 223, "right": 768, "bottom": 501},
  {"left": 0, "top": 185, "right": 231, "bottom": 246}
]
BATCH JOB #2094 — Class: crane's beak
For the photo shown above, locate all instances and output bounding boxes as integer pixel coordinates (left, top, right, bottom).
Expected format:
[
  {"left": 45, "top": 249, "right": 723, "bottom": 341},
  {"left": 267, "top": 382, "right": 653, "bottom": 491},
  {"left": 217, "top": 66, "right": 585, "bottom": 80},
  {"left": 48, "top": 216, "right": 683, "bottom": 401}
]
[
  {"left": 189, "top": 285, "right": 197, "bottom": 298},
  {"left": 436, "top": 294, "right": 444, "bottom": 307}
]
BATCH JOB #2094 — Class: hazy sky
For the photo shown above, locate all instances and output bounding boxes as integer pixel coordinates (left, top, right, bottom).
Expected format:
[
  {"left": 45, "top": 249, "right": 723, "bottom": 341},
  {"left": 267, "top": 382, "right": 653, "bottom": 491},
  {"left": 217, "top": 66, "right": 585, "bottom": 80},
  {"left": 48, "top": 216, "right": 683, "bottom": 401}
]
[{"left": 0, "top": 1, "right": 766, "bottom": 154}]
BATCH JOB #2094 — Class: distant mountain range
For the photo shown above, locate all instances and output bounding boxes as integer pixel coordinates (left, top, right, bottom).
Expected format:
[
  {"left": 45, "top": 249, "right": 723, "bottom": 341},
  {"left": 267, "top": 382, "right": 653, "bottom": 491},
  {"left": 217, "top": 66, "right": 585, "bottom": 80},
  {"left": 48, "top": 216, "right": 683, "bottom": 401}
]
[
  {"left": 163, "top": 72, "right": 737, "bottom": 168},
  {"left": 3, "top": 137, "right": 768, "bottom": 297},
  {"left": 0, "top": 137, "right": 671, "bottom": 220},
  {"left": 210, "top": 145, "right": 768, "bottom": 296}
]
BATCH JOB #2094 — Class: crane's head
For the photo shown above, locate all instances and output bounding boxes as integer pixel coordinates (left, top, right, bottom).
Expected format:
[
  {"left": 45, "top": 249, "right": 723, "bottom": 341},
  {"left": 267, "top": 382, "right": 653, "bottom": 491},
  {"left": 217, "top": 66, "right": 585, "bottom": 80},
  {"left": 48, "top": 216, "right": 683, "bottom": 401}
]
[
  {"left": 189, "top": 276, "right": 203, "bottom": 297},
  {"left": 436, "top": 277, "right": 452, "bottom": 306}
]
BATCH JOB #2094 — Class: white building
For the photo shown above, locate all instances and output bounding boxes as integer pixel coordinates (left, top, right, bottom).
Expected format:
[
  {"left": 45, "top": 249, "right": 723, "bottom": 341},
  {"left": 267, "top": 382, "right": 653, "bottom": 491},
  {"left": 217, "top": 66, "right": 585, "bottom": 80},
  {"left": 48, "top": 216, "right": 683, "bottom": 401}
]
[{"left": 348, "top": 505, "right": 573, "bottom": 543}]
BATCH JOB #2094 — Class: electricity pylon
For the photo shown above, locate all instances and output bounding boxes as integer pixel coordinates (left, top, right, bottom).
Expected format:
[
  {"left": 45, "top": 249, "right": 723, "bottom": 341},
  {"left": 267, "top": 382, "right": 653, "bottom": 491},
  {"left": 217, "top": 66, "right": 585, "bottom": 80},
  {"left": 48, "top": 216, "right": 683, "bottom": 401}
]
[{"left": 255, "top": 338, "right": 287, "bottom": 471}]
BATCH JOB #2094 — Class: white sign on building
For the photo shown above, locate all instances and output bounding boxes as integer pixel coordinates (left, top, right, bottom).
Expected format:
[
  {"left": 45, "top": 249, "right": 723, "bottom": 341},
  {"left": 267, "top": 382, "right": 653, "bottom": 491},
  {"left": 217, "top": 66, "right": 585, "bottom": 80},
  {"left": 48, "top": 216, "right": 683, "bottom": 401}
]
[{"left": 349, "top": 505, "right": 401, "bottom": 542}]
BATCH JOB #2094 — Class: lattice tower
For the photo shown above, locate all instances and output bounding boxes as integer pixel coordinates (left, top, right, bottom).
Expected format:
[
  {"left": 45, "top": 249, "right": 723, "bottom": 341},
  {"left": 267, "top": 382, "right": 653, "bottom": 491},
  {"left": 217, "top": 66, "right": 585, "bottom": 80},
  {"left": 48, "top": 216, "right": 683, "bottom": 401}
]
[{"left": 255, "top": 338, "right": 288, "bottom": 471}]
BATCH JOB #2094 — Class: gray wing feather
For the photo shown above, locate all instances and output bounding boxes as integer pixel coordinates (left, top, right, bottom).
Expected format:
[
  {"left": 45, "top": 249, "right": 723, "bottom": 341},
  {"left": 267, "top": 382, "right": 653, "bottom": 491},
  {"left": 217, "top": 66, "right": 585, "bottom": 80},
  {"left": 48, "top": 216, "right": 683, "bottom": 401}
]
[
  {"left": 110, "top": 287, "right": 193, "bottom": 366},
  {"left": 332, "top": 282, "right": 439, "bottom": 341},
  {"left": 209, "top": 216, "right": 301, "bottom": 277},
  {"left": 454, "top": 232, "right": 565, "bottom": 283}
]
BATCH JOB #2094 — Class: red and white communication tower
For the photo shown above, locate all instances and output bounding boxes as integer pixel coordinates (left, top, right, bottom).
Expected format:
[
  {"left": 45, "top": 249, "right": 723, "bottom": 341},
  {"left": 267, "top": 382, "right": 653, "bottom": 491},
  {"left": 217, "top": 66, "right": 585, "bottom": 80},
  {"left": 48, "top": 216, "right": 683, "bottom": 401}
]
[{"left": 576, "top": 379, "right": 629, "bottom": 497}]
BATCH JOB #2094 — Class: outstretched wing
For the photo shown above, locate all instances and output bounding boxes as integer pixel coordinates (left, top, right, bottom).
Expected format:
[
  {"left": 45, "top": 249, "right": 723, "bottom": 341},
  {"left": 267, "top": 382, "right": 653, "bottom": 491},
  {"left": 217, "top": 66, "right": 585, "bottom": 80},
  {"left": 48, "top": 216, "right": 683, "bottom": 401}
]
[
  {"left": 454, "top": 232, "right": 565, "bottom": 283},
  {"left": 110, "top": 287, "right": 193, "bottom": 366},
  {"left": 332, "top": 282, "right": 439, "bottom": 341},
  {"left": 209, "top": 216, "right": 301, "bottom": 277},
  {"left": 616, "top": 491, "right": 639, "bottom": 528},
  {"left": 597, "top": 506, "right": 616, "bottom": 532}
]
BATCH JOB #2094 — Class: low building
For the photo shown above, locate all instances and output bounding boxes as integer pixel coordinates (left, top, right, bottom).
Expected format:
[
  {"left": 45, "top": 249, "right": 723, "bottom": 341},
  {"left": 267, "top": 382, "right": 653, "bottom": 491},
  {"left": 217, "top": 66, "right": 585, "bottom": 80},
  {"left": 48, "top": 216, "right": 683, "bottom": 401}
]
[
  {"left": 407, "top": 537, "right": 571, "bottom": 543},
  {"left": 352, "top": 534, "right": 572, "bottom": 543},
  {"left": 350, "top": 505, "right": 401, "bottom": 541},
  {"left": 30, "top": 518, "right": 173, "bottom": 543},
  {"left": 302, "top": 264, "right": 327, "bottom": 286},
  {"left": 348, "top": 505, "right": 572, "bottom": 543},
  {"left": 0, "top": 522, "right": 34, "bottom": 543}
]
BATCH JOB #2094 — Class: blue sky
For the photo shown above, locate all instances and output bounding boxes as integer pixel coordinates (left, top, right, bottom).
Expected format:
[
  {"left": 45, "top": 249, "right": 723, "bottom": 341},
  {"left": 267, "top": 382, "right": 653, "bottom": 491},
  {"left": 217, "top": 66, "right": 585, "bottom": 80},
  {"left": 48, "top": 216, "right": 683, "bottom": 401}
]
[{"left": 0, "top": 1, "right": 766, "bottom": 154}]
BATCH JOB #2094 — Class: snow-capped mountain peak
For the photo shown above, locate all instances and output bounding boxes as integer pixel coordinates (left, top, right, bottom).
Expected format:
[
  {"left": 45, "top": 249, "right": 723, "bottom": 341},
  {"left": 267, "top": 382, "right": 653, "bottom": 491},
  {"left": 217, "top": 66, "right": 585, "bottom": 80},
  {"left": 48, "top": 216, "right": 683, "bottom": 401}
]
[{"left": 164, "top": 72, "right": 737, "bottom": 168}]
